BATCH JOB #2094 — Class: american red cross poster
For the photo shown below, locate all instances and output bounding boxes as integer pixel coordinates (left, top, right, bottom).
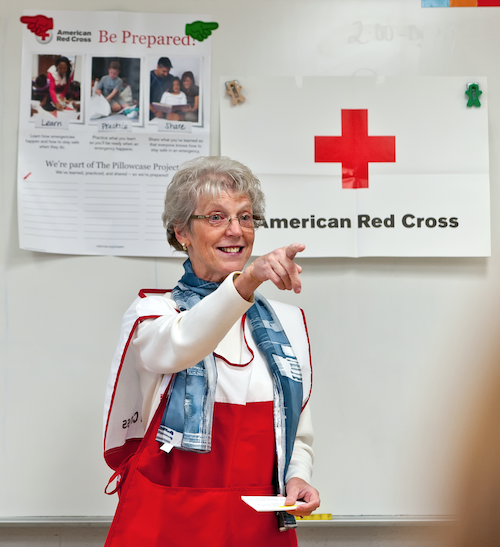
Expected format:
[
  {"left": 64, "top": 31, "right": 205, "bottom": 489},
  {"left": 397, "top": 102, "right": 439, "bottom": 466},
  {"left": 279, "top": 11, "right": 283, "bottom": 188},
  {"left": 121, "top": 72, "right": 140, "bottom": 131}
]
[
  {"left": 220, "top": 76, "right": 490, "bottom": 257},
  {"left": 17, "top": 10, "right": 213, "bottom": 257}
]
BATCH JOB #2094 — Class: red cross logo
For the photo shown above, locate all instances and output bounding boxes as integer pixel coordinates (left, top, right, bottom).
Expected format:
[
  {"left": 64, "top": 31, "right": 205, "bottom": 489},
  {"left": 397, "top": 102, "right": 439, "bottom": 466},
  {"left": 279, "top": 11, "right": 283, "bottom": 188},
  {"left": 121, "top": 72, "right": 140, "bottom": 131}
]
[{"left": 315, "top": 109, "right": 396, "bottom": 189}]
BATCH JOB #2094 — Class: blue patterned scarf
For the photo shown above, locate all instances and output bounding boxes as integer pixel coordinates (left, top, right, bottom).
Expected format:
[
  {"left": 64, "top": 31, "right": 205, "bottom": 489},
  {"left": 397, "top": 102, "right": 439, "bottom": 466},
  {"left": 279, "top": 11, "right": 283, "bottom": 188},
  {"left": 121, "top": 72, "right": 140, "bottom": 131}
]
[{"left": 156, "top": 260, "right": 303, "bottom": 521}]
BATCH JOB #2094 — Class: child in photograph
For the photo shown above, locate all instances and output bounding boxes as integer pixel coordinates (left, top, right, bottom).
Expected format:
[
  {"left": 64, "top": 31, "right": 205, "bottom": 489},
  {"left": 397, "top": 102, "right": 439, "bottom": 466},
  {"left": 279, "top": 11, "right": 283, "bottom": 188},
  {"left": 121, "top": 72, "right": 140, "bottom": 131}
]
[
  {"left": 32, "top": 74, "right": 56, "bottom": 112},
  {"left": 64, "top": 81, "right": 81, "bottom": 111},
  {"left": 95, "top": 61, "right": 129, "bottom": 113},
  {"left": 160, "top": 77, "right": 187, "bottom": 120}
]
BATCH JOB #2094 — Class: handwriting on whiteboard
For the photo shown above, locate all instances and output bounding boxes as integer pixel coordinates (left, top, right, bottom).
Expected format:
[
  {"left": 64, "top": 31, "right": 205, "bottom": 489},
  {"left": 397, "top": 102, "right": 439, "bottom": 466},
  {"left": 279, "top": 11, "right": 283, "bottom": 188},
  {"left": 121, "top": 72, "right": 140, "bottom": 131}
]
[{"left": 348, "top": 22, "right": 423, "bottom": 44}]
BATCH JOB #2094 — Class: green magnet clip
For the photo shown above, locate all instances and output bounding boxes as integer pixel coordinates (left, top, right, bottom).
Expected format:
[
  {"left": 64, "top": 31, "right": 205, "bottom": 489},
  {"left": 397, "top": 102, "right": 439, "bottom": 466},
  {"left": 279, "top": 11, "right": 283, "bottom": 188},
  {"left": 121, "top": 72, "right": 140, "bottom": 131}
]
[{"left": 465, "top": 82, "right": 482, "bottom": 108}]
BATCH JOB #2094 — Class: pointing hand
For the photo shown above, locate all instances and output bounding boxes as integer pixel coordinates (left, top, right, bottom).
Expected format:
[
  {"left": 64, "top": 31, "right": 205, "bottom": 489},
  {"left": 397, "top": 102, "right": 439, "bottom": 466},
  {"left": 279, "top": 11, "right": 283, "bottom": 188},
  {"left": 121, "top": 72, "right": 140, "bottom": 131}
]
[
  {"left": 20, "top": 15, "right": 53, "bottom": 39},
  {"left": 185, "top": 21, "right": 219, "bottom": 42}
]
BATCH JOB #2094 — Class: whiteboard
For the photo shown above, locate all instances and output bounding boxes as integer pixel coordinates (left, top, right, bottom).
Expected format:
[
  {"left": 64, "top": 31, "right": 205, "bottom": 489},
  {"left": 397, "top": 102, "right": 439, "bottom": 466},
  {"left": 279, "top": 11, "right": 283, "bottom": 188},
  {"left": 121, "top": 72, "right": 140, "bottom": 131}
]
[{"left": 1, "top": 0, "right": 500, "bottom": 518}]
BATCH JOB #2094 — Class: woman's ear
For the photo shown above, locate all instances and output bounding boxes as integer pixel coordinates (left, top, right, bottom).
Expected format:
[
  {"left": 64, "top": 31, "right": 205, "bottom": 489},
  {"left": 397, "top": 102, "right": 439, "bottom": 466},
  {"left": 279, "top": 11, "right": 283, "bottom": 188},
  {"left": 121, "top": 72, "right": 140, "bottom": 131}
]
[{"left": 174, "top": 225, "right": 188, "bottom": 246}]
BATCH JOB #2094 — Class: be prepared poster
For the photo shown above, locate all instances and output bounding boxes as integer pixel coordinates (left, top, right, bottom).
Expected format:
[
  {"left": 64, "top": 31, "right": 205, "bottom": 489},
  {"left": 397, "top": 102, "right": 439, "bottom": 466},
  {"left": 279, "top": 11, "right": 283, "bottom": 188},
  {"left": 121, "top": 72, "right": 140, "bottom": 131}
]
[
  {"left": 18, "top": 10, "right": 213, "bottom": 256},
  {"left": 220, "top": 77, "right": 490, "bottom": 257}
]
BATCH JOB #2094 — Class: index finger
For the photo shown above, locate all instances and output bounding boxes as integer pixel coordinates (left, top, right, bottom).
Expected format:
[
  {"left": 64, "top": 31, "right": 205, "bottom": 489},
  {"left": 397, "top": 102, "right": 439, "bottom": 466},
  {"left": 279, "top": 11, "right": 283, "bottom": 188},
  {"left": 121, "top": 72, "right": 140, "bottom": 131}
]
[{"left": 285, "top": 243, "right": 306, "bottom": 261}]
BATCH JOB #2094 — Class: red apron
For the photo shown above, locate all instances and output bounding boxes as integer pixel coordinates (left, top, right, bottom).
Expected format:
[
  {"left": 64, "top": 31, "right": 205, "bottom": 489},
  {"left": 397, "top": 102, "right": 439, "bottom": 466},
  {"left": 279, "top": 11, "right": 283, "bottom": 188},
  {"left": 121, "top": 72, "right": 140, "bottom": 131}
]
[{"left": 105, "top": 394, "right": 298, "bottom": 547}]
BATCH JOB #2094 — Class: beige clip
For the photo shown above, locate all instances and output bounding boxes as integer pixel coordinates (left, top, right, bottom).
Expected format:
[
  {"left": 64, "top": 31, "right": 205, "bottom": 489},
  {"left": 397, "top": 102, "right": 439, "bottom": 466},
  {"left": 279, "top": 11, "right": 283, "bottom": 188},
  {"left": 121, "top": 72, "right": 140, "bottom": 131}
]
[{"left": 226, "top": 80, "right": 246, "bottom": 105}]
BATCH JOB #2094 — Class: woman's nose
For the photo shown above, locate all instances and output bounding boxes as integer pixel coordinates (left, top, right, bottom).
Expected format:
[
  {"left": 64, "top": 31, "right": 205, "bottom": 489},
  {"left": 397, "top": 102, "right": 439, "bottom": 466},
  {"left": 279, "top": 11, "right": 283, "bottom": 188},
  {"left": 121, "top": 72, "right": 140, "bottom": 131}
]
[{"left": 225, "top": 217, "right": 243, "bottom": 236}]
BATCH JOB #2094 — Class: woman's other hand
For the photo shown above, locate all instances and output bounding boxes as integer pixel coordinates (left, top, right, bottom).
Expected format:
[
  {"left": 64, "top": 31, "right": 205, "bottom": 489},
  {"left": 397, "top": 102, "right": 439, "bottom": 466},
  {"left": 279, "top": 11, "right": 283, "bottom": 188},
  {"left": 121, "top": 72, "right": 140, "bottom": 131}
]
[
  {"left": 283, "top": 477, "right": 320, "bottom": 517},
  {"left": 234, "top": 243, "right": 305, "bottom": 301}
]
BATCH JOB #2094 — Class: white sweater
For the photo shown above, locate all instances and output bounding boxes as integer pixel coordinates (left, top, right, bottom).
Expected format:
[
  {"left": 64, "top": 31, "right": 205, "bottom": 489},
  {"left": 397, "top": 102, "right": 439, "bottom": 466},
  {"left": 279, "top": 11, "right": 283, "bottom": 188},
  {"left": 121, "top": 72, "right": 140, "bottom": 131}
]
[
  {"left": 160, "top": 91, "right": 187, "bottom": 106},
  {"left": 131, "top": 273, "right": 314, "bottom": 484}
]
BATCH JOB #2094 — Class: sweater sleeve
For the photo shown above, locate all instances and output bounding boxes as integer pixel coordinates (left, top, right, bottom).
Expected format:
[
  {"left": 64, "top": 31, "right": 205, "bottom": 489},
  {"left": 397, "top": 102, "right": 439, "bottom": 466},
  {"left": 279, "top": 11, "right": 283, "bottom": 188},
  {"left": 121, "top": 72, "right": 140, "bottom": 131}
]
[
  {"left": 285, "top": 404, "right": 315, "bottom": 484},
  {"left": 131, "top": 273, "right": 252, "bottom": 375}
]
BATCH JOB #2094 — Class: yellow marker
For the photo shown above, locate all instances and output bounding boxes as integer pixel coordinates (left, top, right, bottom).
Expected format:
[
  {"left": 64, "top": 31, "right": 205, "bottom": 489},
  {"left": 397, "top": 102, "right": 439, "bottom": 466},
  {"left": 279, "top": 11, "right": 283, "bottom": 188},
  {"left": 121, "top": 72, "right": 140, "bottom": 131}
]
[{"left": 300, "top": 513, "right": 332, "bottom": 520}]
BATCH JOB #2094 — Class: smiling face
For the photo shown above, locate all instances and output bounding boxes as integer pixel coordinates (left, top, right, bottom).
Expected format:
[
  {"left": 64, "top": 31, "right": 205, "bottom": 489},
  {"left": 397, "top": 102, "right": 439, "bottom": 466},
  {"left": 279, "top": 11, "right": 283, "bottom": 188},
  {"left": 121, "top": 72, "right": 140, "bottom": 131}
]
[
  {"left": 56, "top": 61, "right": 69, "bottom": 76},
  {"left": 182, "top": 76, "right": 193, "bottom": 90},
  {"left": 172, "top": 80, "right": 181, "bottom": 93},
  {"left": 175, "top": 189, "right": 255, "bottom": 282},
  {"left": 108, "top": 68, "right": 119, "bottom": 80}
]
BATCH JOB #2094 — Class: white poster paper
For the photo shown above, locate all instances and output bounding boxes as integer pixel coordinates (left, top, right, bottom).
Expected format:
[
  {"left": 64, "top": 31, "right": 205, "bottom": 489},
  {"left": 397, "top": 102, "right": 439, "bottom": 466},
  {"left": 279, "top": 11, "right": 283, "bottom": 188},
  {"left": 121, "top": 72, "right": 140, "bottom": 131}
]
[
  {"left": 220, "top": 77, "right": 490, "bottom": 257},
  {"left": 18, "top": 10, "right": 213, "bottom": 256}
]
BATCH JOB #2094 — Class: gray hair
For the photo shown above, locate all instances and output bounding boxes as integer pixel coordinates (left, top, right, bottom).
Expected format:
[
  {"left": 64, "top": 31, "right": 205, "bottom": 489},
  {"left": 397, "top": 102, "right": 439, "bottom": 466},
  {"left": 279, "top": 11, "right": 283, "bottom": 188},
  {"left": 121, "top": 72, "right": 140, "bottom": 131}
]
[{"left": 162, "top": 156, "right": 266, "bottom": 252}]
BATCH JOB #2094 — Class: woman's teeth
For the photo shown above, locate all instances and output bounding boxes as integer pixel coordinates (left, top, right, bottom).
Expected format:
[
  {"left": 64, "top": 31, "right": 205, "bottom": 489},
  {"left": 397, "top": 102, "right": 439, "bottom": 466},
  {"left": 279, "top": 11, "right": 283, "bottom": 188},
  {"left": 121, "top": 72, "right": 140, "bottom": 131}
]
[{"left": 219, "top": 247, "right": 241, "bottom": 253}]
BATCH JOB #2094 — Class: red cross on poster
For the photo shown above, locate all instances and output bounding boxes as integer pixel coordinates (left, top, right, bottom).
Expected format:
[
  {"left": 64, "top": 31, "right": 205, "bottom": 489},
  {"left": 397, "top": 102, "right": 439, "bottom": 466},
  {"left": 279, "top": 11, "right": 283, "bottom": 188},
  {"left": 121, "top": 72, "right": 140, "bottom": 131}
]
[{"left": 314, "top": 109, "right": 396, "bottom": 189}]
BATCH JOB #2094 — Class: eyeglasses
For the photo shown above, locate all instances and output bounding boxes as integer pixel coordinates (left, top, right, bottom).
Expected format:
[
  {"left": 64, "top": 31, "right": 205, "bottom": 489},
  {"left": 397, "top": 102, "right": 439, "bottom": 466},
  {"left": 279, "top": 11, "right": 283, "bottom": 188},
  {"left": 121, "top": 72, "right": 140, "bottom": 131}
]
[{"left": 190, "top": 212, "right": 263, "bottom": 228}]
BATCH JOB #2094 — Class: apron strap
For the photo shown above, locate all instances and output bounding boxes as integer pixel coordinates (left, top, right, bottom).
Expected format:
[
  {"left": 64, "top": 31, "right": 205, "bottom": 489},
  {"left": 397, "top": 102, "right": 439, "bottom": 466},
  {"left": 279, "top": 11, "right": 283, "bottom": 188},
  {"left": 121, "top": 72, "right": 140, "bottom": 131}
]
[{"left": 105, "top": 384, "right": 171, "bottom": 496}]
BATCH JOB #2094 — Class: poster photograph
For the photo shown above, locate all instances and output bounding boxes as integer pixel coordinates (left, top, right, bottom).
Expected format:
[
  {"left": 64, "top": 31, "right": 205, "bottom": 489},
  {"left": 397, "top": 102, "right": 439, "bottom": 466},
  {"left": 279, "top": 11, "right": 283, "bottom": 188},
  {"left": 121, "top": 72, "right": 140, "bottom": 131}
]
[
  {"left": 30, "top": 54, "right": 84, "bottom": 124},
  {"left": 18, "top": 10, "right": 212, "bottom": 257},
  {"left": 147, "top": 55, "right": 203, "bottom": 127},
  {"left": 90, "top": 56, "right": 142, "bottom": 125}
]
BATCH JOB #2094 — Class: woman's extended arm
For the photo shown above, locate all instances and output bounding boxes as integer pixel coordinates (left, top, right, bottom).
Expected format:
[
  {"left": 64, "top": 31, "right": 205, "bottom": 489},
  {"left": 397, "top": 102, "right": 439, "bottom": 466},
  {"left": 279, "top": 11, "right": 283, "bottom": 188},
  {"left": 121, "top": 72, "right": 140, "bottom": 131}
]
[
  {"left": 182, "top": 94, "right": 199, "bottom": 112},
  {"left": 134, "top": 243, "right": 305, "bottom": 374},
  {"left": 132, "top": 273, "right": 252, "bottom": 375}
]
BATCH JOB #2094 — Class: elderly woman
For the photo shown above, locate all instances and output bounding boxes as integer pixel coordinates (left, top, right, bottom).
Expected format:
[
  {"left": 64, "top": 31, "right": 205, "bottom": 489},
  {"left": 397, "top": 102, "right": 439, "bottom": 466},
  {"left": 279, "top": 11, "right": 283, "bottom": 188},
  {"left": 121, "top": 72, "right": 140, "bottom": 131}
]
[{"left": 103, "top": 156, "right": 319, "bottom": 547}]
